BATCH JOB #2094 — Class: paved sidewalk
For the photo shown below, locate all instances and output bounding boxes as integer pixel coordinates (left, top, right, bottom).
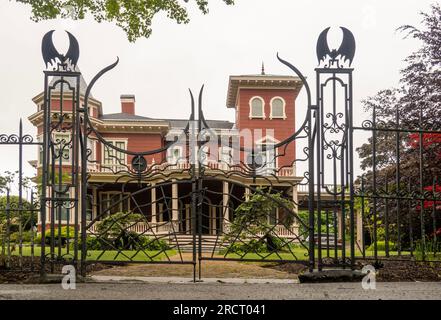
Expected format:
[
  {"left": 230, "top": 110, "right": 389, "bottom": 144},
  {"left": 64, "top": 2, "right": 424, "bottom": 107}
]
[
  {"left": 91, "top": 275, "right": 298, "bottom": 284},
  {"left": 0, "top": 281, "right": 440, "bottom": 300}
]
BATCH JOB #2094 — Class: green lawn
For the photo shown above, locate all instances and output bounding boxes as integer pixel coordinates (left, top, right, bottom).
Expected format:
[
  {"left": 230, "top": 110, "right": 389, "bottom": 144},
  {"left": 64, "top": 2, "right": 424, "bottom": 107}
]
[
  {"left": 9, "top": 246, "right": 177, "bottom": 262},
  {"left": 7, "top": 245, "right": 439, "bottom": 263},
  {"left": 221, "top": 246, "right": 419, "bottom": 261}
]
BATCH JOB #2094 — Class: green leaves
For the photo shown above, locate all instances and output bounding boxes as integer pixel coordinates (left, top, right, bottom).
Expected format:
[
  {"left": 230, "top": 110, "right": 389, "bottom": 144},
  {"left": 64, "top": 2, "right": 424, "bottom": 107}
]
[
  {"left": 95, "top": 211, "right": 143, "bottom": 238},
  {"left": 228, "top": 187, "right": 294, "bottom": 238},
  {"left": 16, "top": 0, "right": 236, "bottom": 42}
]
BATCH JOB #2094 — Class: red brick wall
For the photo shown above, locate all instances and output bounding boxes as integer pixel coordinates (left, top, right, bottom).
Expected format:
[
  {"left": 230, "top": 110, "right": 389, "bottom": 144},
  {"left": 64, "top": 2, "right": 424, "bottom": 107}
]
[
  {"left": 121, "top": 102, "right": 135, "bottom": 115},
  {"left": 236, "top": 88, "right": 298, "bottom": 168},
  {"left": 97, "top": 132, "right": 164, "bottom": 165}
]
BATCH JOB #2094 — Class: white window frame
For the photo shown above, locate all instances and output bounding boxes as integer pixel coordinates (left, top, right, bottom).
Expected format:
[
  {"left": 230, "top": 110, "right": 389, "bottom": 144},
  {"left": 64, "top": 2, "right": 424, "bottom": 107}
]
[
  {"left": 255, "top": 136, "right": 279, "bottom": 175},
  {"left": 53, "top": 133, "right": 72, "bottom": 164},
  {"left": 102, "top": 139, "right": 128, "bottom": 170},
  {"left": 99, "top": 191, "right": 131, "bottom": 216},
  {"left": 218, "top": 146, "right": 232, "bottom": 166},
  {"left": 167, "top": 145, "right": 184, "bottom": 164},
  {"left": 268, "top": 207, "right": 279, "bottom": 225},
  {"left": 37, "top": 134, "right": 43, "bottom": 166},
  {"left": 51, "top": 185, "right": 72, "bottom": 223},
  {"left": 87, "top": 138, "right": 96, "bottom": 161},
  {"left": 270, "top": 96, "right": 287, "bottom": 120},
  {"left": 249, "top": 96, "right": 266, "bottom": 119}
]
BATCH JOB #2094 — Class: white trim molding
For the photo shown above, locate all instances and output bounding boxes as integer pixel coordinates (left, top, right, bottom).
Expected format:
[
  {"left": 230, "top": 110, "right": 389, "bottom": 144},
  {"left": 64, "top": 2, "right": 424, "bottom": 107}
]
[
  {"left": 101, "top": 138, "right": 128, "bottom": 169},
  {"left": 269, "top": 96, "right": 287, "bottom": 120},
  {"left": 248, "top": 96, "right": 266, "bottom": 119}
]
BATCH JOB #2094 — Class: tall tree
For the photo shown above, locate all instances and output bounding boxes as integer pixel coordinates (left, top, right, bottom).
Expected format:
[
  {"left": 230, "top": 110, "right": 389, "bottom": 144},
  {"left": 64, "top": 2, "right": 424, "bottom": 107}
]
[
  {"left": 16, "top": 0, "right": 235, "bottom": 42},
  {"left": 356, "top": 4, "right": 441, "bottom": 244},
  {"left": 357, "top": 3, "right": 441, "bottom": 180}
]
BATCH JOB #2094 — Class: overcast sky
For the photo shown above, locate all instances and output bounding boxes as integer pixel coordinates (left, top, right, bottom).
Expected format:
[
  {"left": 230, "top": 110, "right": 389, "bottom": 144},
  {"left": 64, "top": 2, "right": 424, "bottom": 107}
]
[{"left": 0, "top": 0, "right": 435, "bottom": 186}]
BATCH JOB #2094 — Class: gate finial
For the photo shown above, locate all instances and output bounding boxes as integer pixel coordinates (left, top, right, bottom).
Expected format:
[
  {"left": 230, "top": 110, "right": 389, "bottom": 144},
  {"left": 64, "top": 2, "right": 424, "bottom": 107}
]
[
  {"left": 316, "top": 27, "right": 356, "bottom": 68},
  {"left": 42, "top": 30, "right": 80, "bottom": 71}
]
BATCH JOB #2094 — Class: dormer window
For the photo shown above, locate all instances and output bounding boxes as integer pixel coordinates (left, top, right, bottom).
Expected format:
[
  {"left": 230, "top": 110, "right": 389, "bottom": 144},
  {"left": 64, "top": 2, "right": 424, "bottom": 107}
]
[
  {"left": 249, "top": 97, "right": 265, "bottom": 119},
  {"left": 270, "top": 97, "right": 286, "bottom": 119}
]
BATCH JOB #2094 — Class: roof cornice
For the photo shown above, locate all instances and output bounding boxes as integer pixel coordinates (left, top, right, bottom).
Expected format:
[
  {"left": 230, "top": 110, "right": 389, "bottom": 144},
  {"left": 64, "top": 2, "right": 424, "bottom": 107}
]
[{"left": 226, "top": 75, "right": 303, "bottom": 108}]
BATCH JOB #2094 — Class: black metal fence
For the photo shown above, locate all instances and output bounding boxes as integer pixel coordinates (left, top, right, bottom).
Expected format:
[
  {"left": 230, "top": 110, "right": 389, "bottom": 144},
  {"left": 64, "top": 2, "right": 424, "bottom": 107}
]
[
  {"left": 0, "top": 120, "right": 40, "bottom": 272},
  {"left": 354, "top": 109, "right": 441, "bottom": 263},
  {"left": 1, "top": 27, "right": 440, "bottom": 281}
]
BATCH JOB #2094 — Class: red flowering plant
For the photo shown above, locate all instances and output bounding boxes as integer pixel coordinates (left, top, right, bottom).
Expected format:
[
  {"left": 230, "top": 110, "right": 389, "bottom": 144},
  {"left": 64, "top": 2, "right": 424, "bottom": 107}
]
[
  {"left": 408, "top": 133, "right": 441, "bottom": 211},
  {"left": 408, "top": 133, "right": 441, "bottom": 158}
]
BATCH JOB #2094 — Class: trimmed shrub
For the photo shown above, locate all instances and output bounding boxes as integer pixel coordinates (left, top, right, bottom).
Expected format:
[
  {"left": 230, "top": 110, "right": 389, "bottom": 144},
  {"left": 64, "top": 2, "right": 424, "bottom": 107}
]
[
  {"left": 139, "top": 236, "right": 170, "bottom": 251},
  {"left": 71, "top": 233, "right": 171, "bottom": 251},
  {"left": 35, "top": 226, "right": 76, "bottom": 246},
  {"left": 9, "top": 231, "right": 34, "bottom": 243}
]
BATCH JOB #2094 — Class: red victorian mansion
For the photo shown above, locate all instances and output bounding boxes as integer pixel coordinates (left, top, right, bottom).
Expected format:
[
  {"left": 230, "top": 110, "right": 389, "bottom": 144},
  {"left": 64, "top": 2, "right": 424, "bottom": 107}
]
[{"left": 29, "top": 67, "right": 307, "bottom": 239}]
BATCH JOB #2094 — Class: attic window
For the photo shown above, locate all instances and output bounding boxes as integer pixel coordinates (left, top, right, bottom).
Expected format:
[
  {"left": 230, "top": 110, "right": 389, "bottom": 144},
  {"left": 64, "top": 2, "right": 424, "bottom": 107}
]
[
  {"left": 249, "top": 97, "right": 265, "bottom": 119},
  {"left": 270, "top": 97, "right": 286, "bottom": 119}
]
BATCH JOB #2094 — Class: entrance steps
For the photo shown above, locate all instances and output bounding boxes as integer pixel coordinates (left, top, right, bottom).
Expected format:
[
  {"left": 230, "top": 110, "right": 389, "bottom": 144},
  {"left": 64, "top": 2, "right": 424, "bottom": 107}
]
[{"left": 168, "top": 234, "right": 229, "bottom": 253}]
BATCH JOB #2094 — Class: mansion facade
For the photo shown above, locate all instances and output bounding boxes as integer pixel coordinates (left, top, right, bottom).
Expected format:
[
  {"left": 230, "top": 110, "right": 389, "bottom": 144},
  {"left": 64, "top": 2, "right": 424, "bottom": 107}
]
[{"left": 28, "top": 68, "right": 306, "bottom": 239}]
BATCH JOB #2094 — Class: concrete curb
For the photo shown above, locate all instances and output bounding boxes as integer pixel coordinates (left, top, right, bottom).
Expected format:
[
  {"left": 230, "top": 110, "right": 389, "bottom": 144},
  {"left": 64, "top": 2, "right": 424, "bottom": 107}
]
[
  {"left": 89, "top": 275, "right": 299, "bottom": 284},
  {"left": 298, "top": 269, "right": 365, "bottom": 283}
]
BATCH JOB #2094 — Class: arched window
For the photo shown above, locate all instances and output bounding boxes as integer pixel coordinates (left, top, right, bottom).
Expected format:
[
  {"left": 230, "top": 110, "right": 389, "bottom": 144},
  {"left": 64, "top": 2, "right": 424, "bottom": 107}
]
[
  {"left": 270, "top": 97, "right": 286, "bottom": 119},
  {"left": 249, "top": 97, "right": 265, "bottom": 119}
]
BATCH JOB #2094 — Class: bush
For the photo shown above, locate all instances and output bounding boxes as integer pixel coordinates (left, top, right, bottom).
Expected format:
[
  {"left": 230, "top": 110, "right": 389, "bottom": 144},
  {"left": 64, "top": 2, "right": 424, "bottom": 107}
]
[
  {"left": 70, "top": 233, "right": 171, "bottom": 251},
  {"left": 35, "top": 226, "right": 76, "bottom": 246},
  {"left": 415, "top": 237, "right": 441, "bottom": 254},
  {"left": 139, "top": 236, "right": 170, "bottom": 251},
  {"left": 0, "top": 195, "right": 37, "bottom": 231},
  {"left": 70, "top": 235, "right": 105, "bottom": 250},
  {"left": 92, "top": 213, "right": 172, "bottom": 251},
  {"left": 8, "top": 231, "right": 35, "bottom": 243}
]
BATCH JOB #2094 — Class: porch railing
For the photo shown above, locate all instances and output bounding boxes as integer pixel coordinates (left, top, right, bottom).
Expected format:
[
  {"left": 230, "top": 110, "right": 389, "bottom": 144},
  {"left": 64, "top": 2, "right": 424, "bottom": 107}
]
[
  {"left": 86, "top": 161, "right": 296, "bottom": 177},
  {"left": 88, "top": 221, "right": 299, "bottom": 239},
  {"left": 88, "top": 221, "right": 174, "bottom": 235}
]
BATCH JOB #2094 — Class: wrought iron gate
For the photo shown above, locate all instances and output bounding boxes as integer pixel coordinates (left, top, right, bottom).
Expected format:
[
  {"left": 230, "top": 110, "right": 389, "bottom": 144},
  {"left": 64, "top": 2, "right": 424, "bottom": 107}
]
[{"left": 1, "top": 26, "right": 439, "bottom": 280}]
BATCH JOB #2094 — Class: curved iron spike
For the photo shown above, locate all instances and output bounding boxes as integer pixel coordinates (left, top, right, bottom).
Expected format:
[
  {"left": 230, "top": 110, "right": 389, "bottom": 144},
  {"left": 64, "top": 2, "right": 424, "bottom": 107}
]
[
  {"left": 42, "top": 30, "right": 62, "bottom": 68},
  {"left": 316, "top": 27, "right": 331, "bottom": 65},
  {"left": 337, "top": 27, "right": 356, "bottom": 66},
  {"left": 276, "top": 53, "right": 312, "bottom": 112},
  {"left": 65, "top": 31, "right": 80, "bottom": 69},
  {"left": 84, "top": 57, "right": 120, "bottom": 103}
]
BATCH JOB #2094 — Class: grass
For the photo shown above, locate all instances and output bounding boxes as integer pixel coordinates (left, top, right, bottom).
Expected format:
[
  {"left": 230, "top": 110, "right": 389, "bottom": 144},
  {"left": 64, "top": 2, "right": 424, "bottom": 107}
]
[
  {"left": 6, "top": 244, "right": 440, "bottom": 263},
  {"left": 220, "top": 246, "right": 418, "bottom": 261},
  {"left": 8, "top": 246, "right": 177, "bottom": 262}
]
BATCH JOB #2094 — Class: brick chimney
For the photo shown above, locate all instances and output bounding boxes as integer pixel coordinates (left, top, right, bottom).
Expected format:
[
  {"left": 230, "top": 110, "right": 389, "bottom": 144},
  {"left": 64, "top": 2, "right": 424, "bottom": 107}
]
[{"left": 121, "top": 94, "right": 135, "bottom": 115}]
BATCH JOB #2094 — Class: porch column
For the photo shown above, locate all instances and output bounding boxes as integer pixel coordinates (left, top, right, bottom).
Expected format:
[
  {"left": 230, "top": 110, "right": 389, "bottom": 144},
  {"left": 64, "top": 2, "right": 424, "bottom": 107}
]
[
  {"left": 222, "top": 181, "right": 230, "bottom": 233},
  {"left": 356, "top": 208, "right": 364, "bottom": 249},
  {"left": 172, "top": 180, "right": 179, "bottom": 230},
  {"left": 292, "top": 185, "right": 298, "bottom": 226},
  {"left": 92, "top": 187, "right": 97, "bottom": 221},
  {"left": 245, "top": 186, "right": 250, "bottom": 201},
  {"left": 185, "top": 204, "right": 191, "bottom": 234},
  {"left": 337, "top": 209, "right": 344, "bottom": 241},
  {"left": 151, "top": 183, "right": 157, "bottom": 226}
]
